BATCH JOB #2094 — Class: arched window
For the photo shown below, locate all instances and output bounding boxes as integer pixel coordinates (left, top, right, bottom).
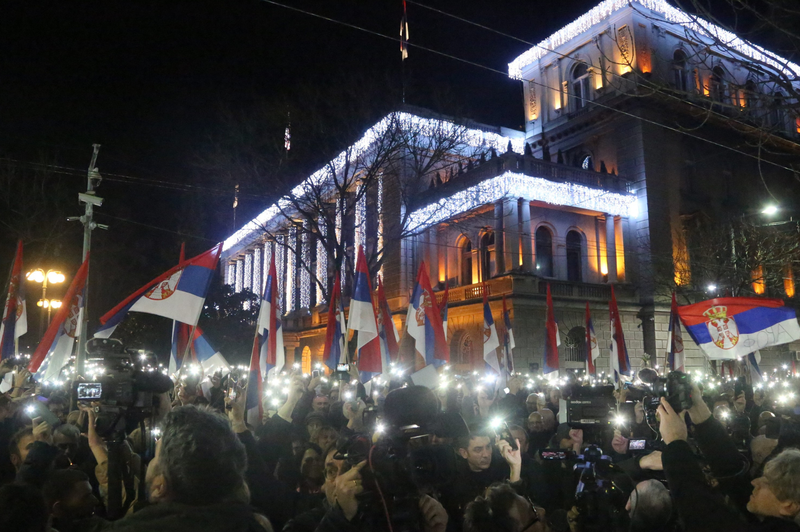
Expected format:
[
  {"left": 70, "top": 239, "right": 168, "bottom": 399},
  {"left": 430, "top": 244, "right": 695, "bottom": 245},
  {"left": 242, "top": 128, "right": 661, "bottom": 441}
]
[
  {"left": 535, "top": 227, "right": 554, "bottom": 277},
  {"left": 771, "top": 92, "right": 786, "bottom": 130},
  {"left": 564, "top": 326, "right": 586, "bottom": 362},
  {"left": 743, "top": 80, "right": 758, "bottom": 110},
  {"left": 566, "top": 231, "right": 583, "bottom": 282},
  {"left": 572, "top": 63, "right": 591, "bottom": 111},
  {"left": 459, "top": 237, "right": 473, "bottom": 285},
  {"left": 672, "top": 50, "right": 688, "bottom": 92},
  {"left": 710, "top": 66, "right": 726, "bottom": 102},
  {"left": 301, "top": 346, "right": 312, "bottom": 374},
  {"left": 480, "top": 231, "right": 496, "bottom": 281}
]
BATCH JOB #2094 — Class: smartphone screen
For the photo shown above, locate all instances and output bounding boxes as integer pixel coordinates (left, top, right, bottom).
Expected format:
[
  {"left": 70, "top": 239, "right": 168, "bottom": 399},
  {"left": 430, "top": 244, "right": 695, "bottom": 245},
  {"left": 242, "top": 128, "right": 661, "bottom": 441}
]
[{"left": 629, "top": 439, "right": 646, "bottom": 450}]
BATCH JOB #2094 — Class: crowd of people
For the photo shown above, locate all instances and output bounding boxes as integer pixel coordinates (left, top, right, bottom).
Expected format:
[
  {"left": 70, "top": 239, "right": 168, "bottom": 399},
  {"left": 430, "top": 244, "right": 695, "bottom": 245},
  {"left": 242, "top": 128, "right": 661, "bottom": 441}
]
[{"left": 1, "top": 353, "right": 799, "bottom": 532}]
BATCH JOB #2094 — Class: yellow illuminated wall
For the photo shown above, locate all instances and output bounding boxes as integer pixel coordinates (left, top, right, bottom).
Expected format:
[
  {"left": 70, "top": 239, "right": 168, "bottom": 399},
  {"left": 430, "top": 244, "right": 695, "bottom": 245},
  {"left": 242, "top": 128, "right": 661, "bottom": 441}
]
[
  {"left": 752, "top": 266, "right": 766, "bottom": 295},
  {"left": 785, "top": 266, "right": 795, "bottom": 298}
]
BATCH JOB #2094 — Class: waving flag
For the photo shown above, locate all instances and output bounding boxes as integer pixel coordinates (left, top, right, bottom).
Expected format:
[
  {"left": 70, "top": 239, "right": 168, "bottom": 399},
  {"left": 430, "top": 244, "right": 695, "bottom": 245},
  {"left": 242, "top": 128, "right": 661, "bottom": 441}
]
[
  {"left": 29, "top": 258, "right": 88, "bottom": 382},
  {"left": 609, "top": 285, "right": 631, "bottom": 382},
  {"left": 667, "top": 292, "right": 685, "bottom": 371},
  {"left": 169, "top": 243, "right": 191, "bottom": 374},
  {"left": 544, "top": 284, "right": 560, "bottom": 374},
  {"left": 323, "top": 274, "right": 347, "bottom": 371},
  {"left": 175, "top": 326, "right": 230, "bottom": 376},
  {"left": 585, "top": 302, "right": 599, "bottom": 375},
  {"left": 501, "top": 295, "right": 515, "bottom": 374},
  {"left": 96, "top": 244, "right": 222, "bottom": 338},
  {"left": 746, "top": 351, "right": 763, "bottom": 383},
  {"left": 349, "top": 247, "right": 382, "bottom": 382},
  {"left": 482, "top": 284, "right": 501, "bottom": 373},
  {"left": 440, "top": 285, "right": 449, "bottom": 341},
  {"left": 1, "top": 240, "right": 27, "bottom": 360},
  {"left": 376, "top": 277, "right": 399, "bottom": 364},
  {"left": 677, "top": 297, "right": 800, "bottom": 360},
  {"left": 406, "top": 262, "right": 449, "bottom": 368}
]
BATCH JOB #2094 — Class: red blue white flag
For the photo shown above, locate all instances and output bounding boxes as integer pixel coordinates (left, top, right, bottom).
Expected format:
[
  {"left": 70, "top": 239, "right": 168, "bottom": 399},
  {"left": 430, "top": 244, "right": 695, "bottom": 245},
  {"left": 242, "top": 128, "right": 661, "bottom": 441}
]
[
  {"left": 0, "top": 240, "right": 27, "bottom": 360},
  {"left": 174, "top": 326, "right": 230, "bottom": 377},
  {"left": 585, "top": 302, "right": 599, "bottom": 375},
  {"left": 609, "top": 285, "right": 630, "bottom": 382},
  {"left": 96, "top": 244, "right": 222, "bottom": 338},
  {"left": 323, "top": 273, "right": 347, "bottom": 371},
  {"left": 677, "top": 297, "right": 800, "bottom": 360},
  {"left": 29, "top": 258, "right": 88, "bottom": 382},
  {"left": 501, "top": 295, "right": 515, "bottom": 375},
  {"left": 440, "top": 285, "right": 449, "bottom": 341},
  {"left": 482, "top": 284, "right": 501, "bottom": 373},
  {"left": 406, "top": 262, "right": 448, "bottom": 368},
  {"left": 349, "top": 247, "right": 383, "bottom": 382},
  {"left": 544, "top": 284, "right": 560, "bottom": 374},
  {"left": 667, "top": 292, "right": 685, "bottom": 371},
  {"left": 376, "top": 277, "right": 399, "bottom": 364},
  {"left": 169, "top": 243, "right": 189, "bottom": 375}
]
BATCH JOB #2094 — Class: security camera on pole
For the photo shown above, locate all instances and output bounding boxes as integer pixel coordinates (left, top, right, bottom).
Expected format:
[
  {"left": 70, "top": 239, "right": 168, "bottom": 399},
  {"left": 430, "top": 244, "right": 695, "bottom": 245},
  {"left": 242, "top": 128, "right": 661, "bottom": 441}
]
[{"left": 68, "top": 144, "right": 108, "bottom": 378}]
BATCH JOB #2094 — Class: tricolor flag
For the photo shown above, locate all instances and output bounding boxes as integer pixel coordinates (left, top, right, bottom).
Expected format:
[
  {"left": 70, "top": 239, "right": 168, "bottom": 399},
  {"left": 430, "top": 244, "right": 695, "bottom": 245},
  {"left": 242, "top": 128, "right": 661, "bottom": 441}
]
[
  {"left": 746, "top": 351, "right": 763, "bottom": 383},
  {"left": 482, "top": 284, "right": 501, "bottom": 373},
  {"left": 349, "top": 247, "right": 383, "bottom": 382},
  {"left": 406, "top": 262, "right": 448, "bottom": 368},
  {"left": 501, "top": 295, "right": 515, "bottom": 376},
  {"left": 169, "top": 243, "right": 190, "bottom": 375},
  {"left": 544, "top": 284, "right": 560, "bottom": 375},
  {"left": 176, "top": 327, "right": 231, "bottom": 377},
  {"left": 677, "top": 297, "right": 800, "bottom": 360},
  {"left": 96, "top": 244, "right": 222, "bottom": 338},
  {"left": 0, "top": 240, "right": 27, "bottom": 360},
  {"left": 400, "top": 0, "right": 409, "bottom": 60},
  {"left": 585, "top": 302, "right": 599, "bottom": 375},
  {"left": 609, "top": 285, "right": 631, "bottom": 383},
  {"left": 667, "top": 292, "right": 685, "bottom": 372},
  {"left": 246, "top": 256, "right": 284, "bottom": 426},
  {"left": 440, "top": 285, "right": 449, "bottom": 341},
  {"left": 323, "top": 274, "right": 347, "bottom": 371},
  {"left": 29, "top": 258, "right": 88, "bottom": 382},
  {"left": 376, "top": 277, "right": 399, "bottom": 364}
]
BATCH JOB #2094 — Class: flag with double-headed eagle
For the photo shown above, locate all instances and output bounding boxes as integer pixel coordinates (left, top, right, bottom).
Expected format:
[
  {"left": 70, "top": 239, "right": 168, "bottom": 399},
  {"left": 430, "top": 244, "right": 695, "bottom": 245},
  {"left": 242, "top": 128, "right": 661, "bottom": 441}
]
[
  {"left": 482, "top": 284, "right": 501, "bottom": 373},
  {"left": 406, "top": 262, "right": 448, "bottom": 369},
  {"left": 376, "top": 277, "right": 399, "bottom": 364},
  {"left": 323, "top": 274, "right": 347, "bottom": 371},
  {"left": 0, "top": 240, "right": 27, "bottom": 360},
  {"left": 440, "top": 285, "right": 449, "bottom": 340},
  {"left": 501, "top": 295, "right": 515, "bottom": 375},
  {"left": 677, "top": 297, "right": 800, "bottom": 360},
  {"left": 609, "top": 285, "right": 631, "bottom": 383},
  {"left": 29, "top": 258, "right": 88, "bottom": 382},
  {"left": 349, "top": 247, "right": 383, "bottom": 382},
  {"left": 95, "top": 244, "right": 222, "bottom": 338},
  {"left": 585, "top": 302, "right": 600, "bottom": 375},
  {"left": 667, "top": 292, "right": 685, "bottom": 372}
]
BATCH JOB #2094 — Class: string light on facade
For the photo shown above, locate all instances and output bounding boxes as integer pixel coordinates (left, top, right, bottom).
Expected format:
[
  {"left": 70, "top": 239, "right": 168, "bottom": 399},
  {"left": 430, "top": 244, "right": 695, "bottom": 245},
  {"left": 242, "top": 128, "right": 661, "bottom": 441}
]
[
  {"left": 226, "top": 262, "right": 236, "bottom": 286},
  {"left": 286, "top": 226, "right": 297, "bottom": 312},
  {"left": 276, "top": 235, "right": 286, "bottom": 312},
  {"left": 508, "top": 0, "right": 800, "bottom": 80},
  {"left": 316, "top": 216, "right": 328, "bottom": 304},
  {"left": 235, "top": 259, "right": 244, "bottom": 293},
  {"left": 222, "top": 112, "right": 525, "bottom": 253},
  {"left": 354, "top": 186, "right": 367, "bottom": 253},
  {"left": 300, "top": 221, "right": 311, "bottom": 309},
  {"left": 377, "top": 175, "right": 385, "bottom": 280},
  {"left": 244, "top": 254, "right": 253, "bottom": 294},
  {"left": 252, "top": 247, "right": 262, "bottom": 295},
  {"left": 407, "top": 171, "right": 637, "bottom": 232}
]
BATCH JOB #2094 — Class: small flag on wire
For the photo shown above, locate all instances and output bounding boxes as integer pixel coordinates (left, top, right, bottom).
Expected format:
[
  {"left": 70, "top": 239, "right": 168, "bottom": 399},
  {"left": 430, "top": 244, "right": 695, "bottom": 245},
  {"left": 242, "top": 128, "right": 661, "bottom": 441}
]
[{"left": 400, "top": 0, "right": 409, "bottom": 60}]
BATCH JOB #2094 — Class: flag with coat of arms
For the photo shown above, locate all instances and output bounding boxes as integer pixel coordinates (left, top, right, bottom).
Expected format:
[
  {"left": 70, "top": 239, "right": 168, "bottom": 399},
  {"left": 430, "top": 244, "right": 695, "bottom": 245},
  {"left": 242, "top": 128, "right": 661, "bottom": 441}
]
[
  {"left": 667, "top": 292, "right": 685, "bottom": 371},
  {"left": 0, "top": 240, "right": 27, "bottom": 360},
  {"left": 95, "top": 243, "right": 222, "bottom": 338},
  {"left": 406, "top": 262, "right": 448, "bottom": 369},
  {"left": 323, "top": 273, "right": 348, "bottom": 371},
  {"left": 482, "top": 284, "right": 501, "bottom": 373},
  {"left": 585, "top": 302, "right": 599, "bottom": 375},
  {"left": 376, "top": 277, "right": 399, "bottom": 364},
  {"left": 28, "top": 257, "right": 89, "bottom": 382},
  {"left": 609, "top": 285, "right": 631, "bottom": 383},
  {"left": 348, "top": 247, "right": 383, "bottom": 382}
]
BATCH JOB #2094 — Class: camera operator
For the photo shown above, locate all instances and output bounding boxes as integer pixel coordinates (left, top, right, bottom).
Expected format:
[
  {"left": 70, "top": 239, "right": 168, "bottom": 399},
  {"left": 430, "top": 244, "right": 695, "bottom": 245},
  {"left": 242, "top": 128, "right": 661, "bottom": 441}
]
[
  {"left": 659, "top": 382, "right": 800, "bottom": 531},
  {"left": 463, "top": 481, "right": 548, "bottom": 532}
]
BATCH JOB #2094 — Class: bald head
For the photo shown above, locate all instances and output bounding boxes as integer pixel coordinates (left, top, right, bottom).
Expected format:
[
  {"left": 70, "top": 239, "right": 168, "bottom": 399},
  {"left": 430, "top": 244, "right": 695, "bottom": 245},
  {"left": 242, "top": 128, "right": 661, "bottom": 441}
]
[
  {"left": 538, "top": 408, "right": 556, "bottom": 432},
  {"left": 627, "top": 480, "right": 672, "bottom": 531},
  {"left": 525, "top": 394, "right": 539, "bottom": 413}
]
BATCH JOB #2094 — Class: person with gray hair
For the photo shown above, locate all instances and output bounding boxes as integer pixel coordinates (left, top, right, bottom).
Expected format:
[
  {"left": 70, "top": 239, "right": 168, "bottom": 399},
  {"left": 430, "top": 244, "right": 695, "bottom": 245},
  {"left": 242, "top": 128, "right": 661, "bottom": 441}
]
[
  {"left": 78, "top": 405, "right": 272, "bottom": 532},
  {"left": 626, "top": 479, "right": 674, "bottom": 532}
]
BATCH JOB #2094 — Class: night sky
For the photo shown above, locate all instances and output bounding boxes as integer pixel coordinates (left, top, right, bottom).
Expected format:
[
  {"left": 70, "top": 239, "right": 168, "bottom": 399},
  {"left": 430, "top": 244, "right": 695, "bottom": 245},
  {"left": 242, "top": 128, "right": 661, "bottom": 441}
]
[{"left": 0, "top": 0, "right": 774, "bottom": 345}]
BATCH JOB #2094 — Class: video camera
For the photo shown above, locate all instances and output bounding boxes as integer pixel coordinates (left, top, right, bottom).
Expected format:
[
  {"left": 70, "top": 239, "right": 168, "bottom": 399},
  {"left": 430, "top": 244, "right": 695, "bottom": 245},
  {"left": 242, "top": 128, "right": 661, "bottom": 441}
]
[
  {"left": 336, "top": 386, "right": 459, "bottom": 532},
  {"left": 625, "top": 370, "right": 693, "bottom": 422},
  {"left": 566, "top": 385, "right": 616, "bottom": 427},
  {"left": 75, "top": 338, "right": 173, "bottom": 438},
  {"left": 573, "top": 445, "right": 627, "bottom": 532}
]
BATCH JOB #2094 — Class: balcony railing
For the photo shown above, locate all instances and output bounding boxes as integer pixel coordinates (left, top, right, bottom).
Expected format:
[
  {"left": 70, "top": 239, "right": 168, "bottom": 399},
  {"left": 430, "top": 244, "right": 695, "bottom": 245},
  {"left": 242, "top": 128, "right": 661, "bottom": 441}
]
[{"left": 434, "top": 275, "right": 635, "bottom": 304}]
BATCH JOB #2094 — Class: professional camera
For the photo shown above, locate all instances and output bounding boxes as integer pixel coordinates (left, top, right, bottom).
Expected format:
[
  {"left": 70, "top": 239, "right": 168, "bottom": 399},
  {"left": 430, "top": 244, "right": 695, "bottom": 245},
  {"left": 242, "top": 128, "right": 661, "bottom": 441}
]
[
  {"left": 566, "top": 385, "right": 616, "bottom": 427},
  {"left": 75, "top": 338, "right": 173, "bottom": 438},
  {"left": 336, "top": 386, "right": 459, "bottom": 532},
  {"left": 627, "top": 370, "right": 693, "bottom": 418},
  {"left": 572, "top": 445, "right": 627, "bottom": 532}
]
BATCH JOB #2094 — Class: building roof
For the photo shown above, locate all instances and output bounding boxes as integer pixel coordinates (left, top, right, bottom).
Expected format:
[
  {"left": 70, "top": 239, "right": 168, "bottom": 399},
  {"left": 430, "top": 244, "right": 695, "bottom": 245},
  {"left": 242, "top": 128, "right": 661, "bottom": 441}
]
[
  {"left": 507, "top": 0, "right": 800, "bottom": 80},
  {"left": 222, "top": 111, "right": 525, "bottom": 257}
]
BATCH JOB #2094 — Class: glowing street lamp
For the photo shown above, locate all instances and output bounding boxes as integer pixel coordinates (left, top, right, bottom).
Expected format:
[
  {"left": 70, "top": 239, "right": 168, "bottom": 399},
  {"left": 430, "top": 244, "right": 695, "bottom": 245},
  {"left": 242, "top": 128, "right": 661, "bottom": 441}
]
[
  {"left": 761, "top": 205, "right": 779, "bottom": 216},
  {"left": 26, "top": 268, "right": 66, "bottom": 333}
]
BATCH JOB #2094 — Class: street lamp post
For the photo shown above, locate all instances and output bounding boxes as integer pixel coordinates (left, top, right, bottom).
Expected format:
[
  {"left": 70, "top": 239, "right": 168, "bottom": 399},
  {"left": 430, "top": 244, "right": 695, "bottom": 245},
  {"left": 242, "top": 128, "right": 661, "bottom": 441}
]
[{"left": 26, "top": 269, "right": 66, "bottom": 336}]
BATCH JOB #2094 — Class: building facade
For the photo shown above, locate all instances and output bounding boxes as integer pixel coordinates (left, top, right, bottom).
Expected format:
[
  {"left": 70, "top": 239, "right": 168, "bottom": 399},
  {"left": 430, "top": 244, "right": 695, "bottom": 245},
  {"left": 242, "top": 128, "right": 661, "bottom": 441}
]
[{"left": 222, "top": 0, "right": 800, "bottom": 377}]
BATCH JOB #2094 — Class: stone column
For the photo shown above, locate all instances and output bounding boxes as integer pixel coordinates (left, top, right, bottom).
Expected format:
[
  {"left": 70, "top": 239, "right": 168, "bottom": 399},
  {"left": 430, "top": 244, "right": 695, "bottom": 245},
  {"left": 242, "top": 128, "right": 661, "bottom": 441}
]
[
  {"left": 606, "top": 215, "right": 617, "bottom": 283},
  {"left": 494, "top": 201, "right": 505, "bottom": 274},
  {"left": 519, "top": 200, "right": 533, "bottom": 272},
  {"left": 503, "top": 199, "right": 520, "bottom": 272}
]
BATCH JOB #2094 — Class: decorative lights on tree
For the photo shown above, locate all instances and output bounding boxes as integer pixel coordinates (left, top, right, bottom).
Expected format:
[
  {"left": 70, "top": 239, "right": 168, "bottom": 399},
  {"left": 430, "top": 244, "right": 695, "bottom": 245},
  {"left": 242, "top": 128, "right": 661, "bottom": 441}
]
[
  {"left": 316, "top": 216, "right": 328, "bottom": 304},
  {"left": 286, "top": 226, "right": 297, "bottom": 312},
  {"left": 377, "top": 175, "right": 385, "bottom": 280},
  {"left": 275, "top": 235, "right": 286, "bottom": 312},
  {"left": 407, "top": 171, "right": 637, "bottom": 232},
  {"left": 300, "top": 220, "right": 311, "bottom": 309},
  {"left": 354, "top": 185, "right": 367, "bottom": 254}
]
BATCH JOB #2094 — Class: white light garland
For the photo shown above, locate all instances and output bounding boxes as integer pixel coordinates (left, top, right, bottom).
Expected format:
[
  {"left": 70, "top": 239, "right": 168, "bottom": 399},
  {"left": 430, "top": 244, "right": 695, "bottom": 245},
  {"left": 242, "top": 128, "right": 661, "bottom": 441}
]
[
  {"left": 354, "top": 186, "right": 367, "bottom": 254},
  {"left": 244, "top": 254, "right": 253, "bottom": 294},
  {"left": 276, "top": 235, "right": 286, "bottom": 312},
  {"left": 377, "top": 174, "right": 385, "bottom": 281},
  {"left": 222, "top": 112, "right": 525, "bottom": 253},
  {"left": 508, "top": 0, "right": 800, "bottom": 80},
  {"left": 300, "top": 221, "right": 311, "bottom": 309},
  {"left": 235, "top": 259, "right": 244, "bottom": 293},
  {"left": 286, "top": 226, "right": 297, "bottom": 312},
  {"left": 226, "top": 262, "right": 235, "bottom": 286},
  {"left": 253, "top": 247, "right": 262, "bottom": 295},
  {"left": 264, "top": 241, "right": 273, "bottom": 288},
  {"left": 407, "top": 171, "right": 637, "bottom": 232},
  {"left": 316, "top": 217, "right": 328, "bottom": 304}
]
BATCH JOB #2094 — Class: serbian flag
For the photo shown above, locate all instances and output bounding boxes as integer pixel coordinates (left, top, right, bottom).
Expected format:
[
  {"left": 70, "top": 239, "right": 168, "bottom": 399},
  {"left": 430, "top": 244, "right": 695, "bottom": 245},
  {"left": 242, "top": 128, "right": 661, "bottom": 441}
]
[
  {"left": 609, "top": 285, "right": 631, "bottom": 382},
  {"left": 400, "top": 0, "right": 409, "bottom": 60},
  {"left": 29, "top": 258, "right": 88, "bottom": 382},
  {"left": 175, "top": 327, "right": 230, "bottom": 376},
  {"left": 349, "top": 247, "right": 383, "bottom": 382},
  {"left": 323, "top": 274, "right": 347, "bottom": 371},
  {"left": 440, "top": 285, "right": 449, "bottom": 341},
  {"left": 667, "top": 292, "right": 685, "bottom": 371},
  {"left": 406, "top": 262, "right": 448, "bottom": 368},
  {"left": 376, "top": 277, "right": 399, "bottom": 364},
  {"left": 482, "top": 284, "right": 501, "bottom": 373},
  {"left": 0, "top": 240, "right": 27, "bottom": 360},
  {"left": 501, "top": 295, "right": 515, "bottom": 375},
  {"left": 96, "top": 244, "right": 222, "bottom": 338},
  {"left": 585, "top": 302, "right": 600, "bottom": 375},
  {"left": 746, "top": 351, "right": 763, "bottom": 383},
  {"left": 544, "top": 284, "right": 560, "bottom": 374},
  {"left": 677, "top": 297, "right": 800, "bottom": 360},
  {"left": 169, "top": 243, "right": 191, "bottom": 375}
]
